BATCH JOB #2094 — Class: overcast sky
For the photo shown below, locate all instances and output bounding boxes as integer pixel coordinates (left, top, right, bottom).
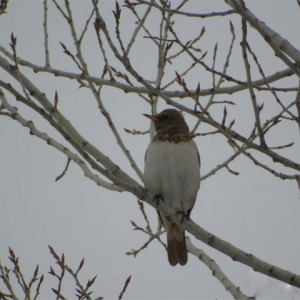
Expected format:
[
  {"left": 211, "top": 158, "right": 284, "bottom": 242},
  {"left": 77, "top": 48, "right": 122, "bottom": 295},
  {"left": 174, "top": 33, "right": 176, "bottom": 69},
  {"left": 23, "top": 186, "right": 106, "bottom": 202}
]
[{"left": 1, "top": 1, "right": 300, "bottom": 299}]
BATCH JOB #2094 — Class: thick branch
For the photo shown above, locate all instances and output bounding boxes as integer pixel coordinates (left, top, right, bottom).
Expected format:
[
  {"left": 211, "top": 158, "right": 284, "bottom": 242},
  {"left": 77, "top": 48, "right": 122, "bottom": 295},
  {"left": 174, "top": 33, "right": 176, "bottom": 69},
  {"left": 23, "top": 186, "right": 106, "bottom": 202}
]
[
  {"left": 186, "top": 238, "right": 254, "bottom": 300},
  {"left": 134, "top": 188, "right": 300, "bottom": 289},
  {"left": 225, "top": 0, "right": 300, "bottom": 77}
]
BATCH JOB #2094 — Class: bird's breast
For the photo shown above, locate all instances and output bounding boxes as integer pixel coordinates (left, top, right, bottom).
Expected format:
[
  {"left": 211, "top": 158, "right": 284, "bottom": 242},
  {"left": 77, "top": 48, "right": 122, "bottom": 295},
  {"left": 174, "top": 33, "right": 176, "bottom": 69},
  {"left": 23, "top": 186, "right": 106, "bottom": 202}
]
[{"left": 144, "top": 140, "right": 200, "bottom": 211}]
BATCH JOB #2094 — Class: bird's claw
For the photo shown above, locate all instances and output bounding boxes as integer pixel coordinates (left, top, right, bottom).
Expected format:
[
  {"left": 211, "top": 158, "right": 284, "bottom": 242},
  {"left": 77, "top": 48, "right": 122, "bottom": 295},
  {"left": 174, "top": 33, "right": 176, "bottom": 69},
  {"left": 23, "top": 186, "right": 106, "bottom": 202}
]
[
  {"left": 153, "top": 194, "right": 164, "bottom": 208},
  {"left": 175, "top": 210, "right": 189, "bottom": 225}
]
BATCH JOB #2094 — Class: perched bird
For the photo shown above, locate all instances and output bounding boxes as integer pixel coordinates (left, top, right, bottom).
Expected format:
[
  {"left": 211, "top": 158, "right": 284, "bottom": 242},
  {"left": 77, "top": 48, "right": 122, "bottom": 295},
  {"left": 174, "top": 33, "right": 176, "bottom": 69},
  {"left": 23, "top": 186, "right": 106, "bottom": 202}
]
[{"left": 144, "top": 109, "right": 200, "bottom": 266}]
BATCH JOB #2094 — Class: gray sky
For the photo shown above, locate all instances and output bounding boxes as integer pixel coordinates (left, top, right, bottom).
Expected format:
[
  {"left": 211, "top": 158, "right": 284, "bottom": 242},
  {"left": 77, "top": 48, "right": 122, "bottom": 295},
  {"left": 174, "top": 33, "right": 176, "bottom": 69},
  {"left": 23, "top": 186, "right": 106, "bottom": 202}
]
[{"left": 1, "top": 1, "right": 300, "bottom": 299}]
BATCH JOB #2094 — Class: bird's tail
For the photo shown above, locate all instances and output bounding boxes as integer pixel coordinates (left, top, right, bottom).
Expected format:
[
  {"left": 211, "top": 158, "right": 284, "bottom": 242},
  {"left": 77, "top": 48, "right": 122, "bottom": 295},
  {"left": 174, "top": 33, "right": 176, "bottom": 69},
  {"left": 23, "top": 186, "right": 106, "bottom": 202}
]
[{"left": 163, "top": 217, "right": 187, "bottom": 266}]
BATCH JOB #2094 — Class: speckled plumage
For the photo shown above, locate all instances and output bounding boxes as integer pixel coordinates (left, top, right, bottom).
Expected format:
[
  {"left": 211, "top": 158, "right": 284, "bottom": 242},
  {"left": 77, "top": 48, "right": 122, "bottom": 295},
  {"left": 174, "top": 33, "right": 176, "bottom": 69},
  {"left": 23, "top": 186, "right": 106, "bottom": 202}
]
[{"left": 144, "top": 109, "right": 201, "bottom": 266}]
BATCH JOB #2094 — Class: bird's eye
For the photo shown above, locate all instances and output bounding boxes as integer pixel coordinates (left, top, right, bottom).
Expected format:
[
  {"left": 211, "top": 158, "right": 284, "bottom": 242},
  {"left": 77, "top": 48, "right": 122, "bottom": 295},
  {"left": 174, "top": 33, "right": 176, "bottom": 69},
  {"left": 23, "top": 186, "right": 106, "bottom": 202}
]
[{"left": 161, "top": 115, "right": 169, "bottom": 120}]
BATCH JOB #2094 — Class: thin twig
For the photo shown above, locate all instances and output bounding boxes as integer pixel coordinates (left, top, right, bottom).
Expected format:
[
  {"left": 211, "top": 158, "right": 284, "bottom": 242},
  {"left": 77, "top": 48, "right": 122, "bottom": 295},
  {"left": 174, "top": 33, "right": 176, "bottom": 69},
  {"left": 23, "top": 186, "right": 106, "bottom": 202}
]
[
  {"left": 78, "top": 5, "right": 96, "bottom": 44},
  {"left": 137, "top": 0, "right": 235, "bottom": 18},
  {"left": 43, "top": 0, "right": 50, "bottom": 67},
  {"left": 241, "top": 18, "right": 266, "bottom": 147}
]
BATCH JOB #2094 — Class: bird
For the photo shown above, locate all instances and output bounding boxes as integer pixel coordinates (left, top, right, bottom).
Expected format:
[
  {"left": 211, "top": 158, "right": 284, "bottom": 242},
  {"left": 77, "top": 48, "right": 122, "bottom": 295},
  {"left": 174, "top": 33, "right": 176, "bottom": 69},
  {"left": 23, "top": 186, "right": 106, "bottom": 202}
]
[{"left": 143, "top": 109, "right": 200, "bottom": 266}]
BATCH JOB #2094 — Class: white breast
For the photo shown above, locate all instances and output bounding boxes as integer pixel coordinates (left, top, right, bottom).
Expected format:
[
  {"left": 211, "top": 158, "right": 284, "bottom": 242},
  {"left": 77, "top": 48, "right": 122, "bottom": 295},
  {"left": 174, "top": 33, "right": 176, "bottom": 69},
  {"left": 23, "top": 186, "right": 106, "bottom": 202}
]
[{"left": 144, "top": 140, "right": 200, "bottom": 211}]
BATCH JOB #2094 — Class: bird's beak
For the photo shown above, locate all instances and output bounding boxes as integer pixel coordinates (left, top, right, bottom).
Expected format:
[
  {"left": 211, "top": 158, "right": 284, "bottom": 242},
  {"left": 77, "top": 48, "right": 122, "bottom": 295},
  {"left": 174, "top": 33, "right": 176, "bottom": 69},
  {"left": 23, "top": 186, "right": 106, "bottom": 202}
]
[{"left": 143, "top": 114, "right": 159, "bottom": 122}]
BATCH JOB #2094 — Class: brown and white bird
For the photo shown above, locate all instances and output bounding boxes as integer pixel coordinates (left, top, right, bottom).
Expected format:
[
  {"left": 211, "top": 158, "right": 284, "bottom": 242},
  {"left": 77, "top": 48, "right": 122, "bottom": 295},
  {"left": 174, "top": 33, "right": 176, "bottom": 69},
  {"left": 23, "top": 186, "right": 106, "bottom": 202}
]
[{"left": 144, "top": 109, "right": 200, "bottom": 266}]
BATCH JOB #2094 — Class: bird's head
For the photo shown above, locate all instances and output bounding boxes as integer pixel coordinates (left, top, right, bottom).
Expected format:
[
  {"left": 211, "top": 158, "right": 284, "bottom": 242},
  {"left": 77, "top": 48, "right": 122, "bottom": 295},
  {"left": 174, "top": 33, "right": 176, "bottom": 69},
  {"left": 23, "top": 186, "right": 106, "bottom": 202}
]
[{"left": 143, "top": 109, "right": 189, "bottom": 133}]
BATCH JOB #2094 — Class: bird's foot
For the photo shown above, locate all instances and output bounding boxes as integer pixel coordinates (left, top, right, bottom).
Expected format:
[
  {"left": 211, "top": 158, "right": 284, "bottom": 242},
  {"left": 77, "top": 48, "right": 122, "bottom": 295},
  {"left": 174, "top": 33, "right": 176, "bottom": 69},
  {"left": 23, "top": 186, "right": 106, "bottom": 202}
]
[
  {"left": 153, "top": 194, "right": 164, "bottom": 208},
  {"left": 175, "top": 210, "right": 190, "bottom": 225}
]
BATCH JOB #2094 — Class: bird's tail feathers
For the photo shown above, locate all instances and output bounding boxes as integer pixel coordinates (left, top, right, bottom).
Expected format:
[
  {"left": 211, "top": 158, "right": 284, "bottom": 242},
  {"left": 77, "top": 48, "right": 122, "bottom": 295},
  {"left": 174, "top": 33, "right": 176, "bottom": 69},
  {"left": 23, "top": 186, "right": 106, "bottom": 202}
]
[{"left": 163, "top": 217, "right": 187, "bottom": 266}]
